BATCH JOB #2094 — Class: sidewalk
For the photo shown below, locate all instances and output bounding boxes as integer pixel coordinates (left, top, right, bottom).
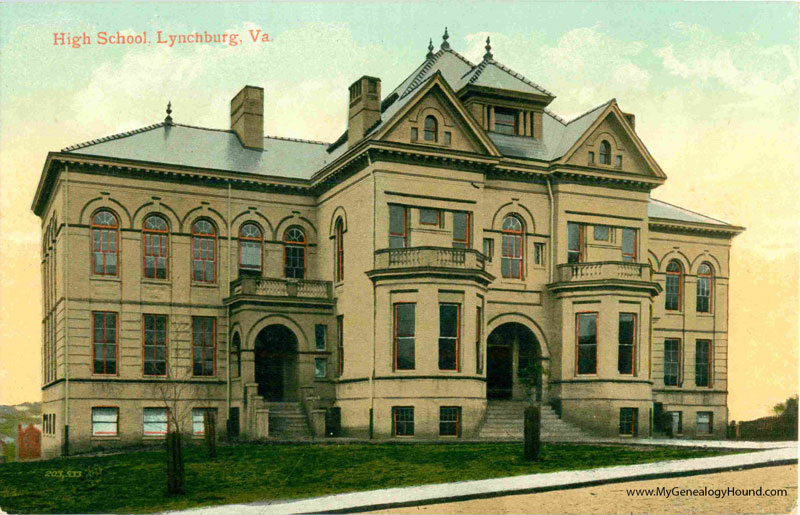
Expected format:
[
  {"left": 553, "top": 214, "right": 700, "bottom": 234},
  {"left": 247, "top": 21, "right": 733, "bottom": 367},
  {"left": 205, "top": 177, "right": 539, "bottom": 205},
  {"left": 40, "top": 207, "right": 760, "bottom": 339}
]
[{"left": 159, "top": 441, "right": 797, "bottom": 515}]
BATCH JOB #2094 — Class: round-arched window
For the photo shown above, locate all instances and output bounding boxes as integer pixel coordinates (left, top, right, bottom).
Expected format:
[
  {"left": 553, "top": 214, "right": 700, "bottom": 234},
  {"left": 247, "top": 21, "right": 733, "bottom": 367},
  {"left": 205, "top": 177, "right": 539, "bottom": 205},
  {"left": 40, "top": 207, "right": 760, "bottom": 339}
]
[
  {"left": 599, "top": 140, "right": 611, "bottom": 165},
  {"left": 501, "top": 215, "right": 523, "bottom": 279},
  {"left": 696, "top": 263, "right": 713, "bottom": 313},
  {"left": 284, "top": 227, "right": 306, "bottom": 279},
  {"left": 424, "top": 116, "right": 438, "bottom": 142},
  {"left": 143, "top": 215, "right": 169, "bottom": 279},
  {"left": 192, "top": 220, "right": 216, "bottom": 283},
  {"left": 91, "top": 210, "right": 118, "bottom": 276},
  {"left": 239, "top": 223, "right": 262, "bottom": 274},
  {"left": 665, "top": 260, "right": 683, "bottom": 311}
]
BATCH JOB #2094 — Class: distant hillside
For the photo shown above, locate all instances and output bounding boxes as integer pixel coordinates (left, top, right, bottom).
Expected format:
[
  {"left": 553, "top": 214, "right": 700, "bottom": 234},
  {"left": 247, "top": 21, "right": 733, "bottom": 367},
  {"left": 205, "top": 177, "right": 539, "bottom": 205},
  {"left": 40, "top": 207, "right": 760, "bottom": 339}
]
[{"left": 0, "top": 402, "right": 41, "bottom": 460}]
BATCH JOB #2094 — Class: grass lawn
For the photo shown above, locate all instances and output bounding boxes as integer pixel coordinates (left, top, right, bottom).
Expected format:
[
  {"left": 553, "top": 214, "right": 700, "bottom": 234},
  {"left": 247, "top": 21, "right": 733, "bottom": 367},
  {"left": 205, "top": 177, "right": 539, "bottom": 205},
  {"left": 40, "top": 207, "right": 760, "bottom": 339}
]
[{"left": 0, "top": 442, "right": 737, "bottom": 514}]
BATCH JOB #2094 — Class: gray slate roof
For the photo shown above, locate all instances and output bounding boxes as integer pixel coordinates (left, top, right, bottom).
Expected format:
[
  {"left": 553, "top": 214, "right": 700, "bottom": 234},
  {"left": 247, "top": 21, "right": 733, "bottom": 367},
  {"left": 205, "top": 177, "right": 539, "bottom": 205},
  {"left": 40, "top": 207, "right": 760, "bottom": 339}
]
[{"left": 648, "top": 198, "right": 730, "bottom": 226}]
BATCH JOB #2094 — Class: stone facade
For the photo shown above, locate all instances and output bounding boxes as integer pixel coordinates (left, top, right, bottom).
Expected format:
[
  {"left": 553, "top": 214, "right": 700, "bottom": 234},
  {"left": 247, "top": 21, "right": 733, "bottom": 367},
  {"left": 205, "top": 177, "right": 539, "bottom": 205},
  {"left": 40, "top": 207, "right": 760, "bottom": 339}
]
[{"left": 32, "top": 34, "right": 742, "bottom": 458}]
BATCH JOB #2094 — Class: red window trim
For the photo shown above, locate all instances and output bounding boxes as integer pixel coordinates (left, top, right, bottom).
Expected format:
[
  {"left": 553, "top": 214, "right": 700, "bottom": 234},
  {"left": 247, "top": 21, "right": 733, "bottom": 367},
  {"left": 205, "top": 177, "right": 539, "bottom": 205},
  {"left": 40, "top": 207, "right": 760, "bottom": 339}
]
[
  {"left": 392, "top": 406, "right": 414, "bottom": 437},
  {"left": 91, "top": 311, "right": 118, "bottom": 376},
  {"left": 143, "top": 406, "right": 170, "bottom": 436},
  {"left": 622, "top": 228, "right": 637, "bottom": 261},
  {"left": 575, "top": 311, "right": 598, "bottom": 375},
  {"left": 393, "top": 302, "right": 415, "bottom": 371},
  {"left": 389, "top": 205, "right": 407, "bottom": 247},
  {"left": 142, "top": 215, "right": 169, "bottom": 279},
  {"left": 439, "top": 303, "right": 461, "bottom": 371},
  {"left": 666, "top": 261, "right": 683, "bottom": 311},
  {"left": 192, "top": 407, "right": 217, "bottom": 436},
  {"left": 419, "top": 208, "right": 441, "bottom": 226},
  {"left": 501, "top": 215, "right": 524, "bottom": 279},
  {"left": 453, "top": 211, "right": 470, "bottom": 247},
  {"left": 238, "top": 223, "right": 263, "bottom": 274},
  {"left": 696, "top": 339, "right": 713, "bottom": 388},
  {"left": 191, "top": 220, "right": 217, "bottom": 284},
  {"left": 664, "top": 337, "right": 683, "bottom": 386},
  {"left": 142, "top": 314, "right": 168, "bottom": 377},
  {"left": 192, "top": 316, "right": 216, "bottom": 377},
  {"left": 283, "top": 226, "right": 307, "bottom": 278},
  {"left": 697, "top": 264, "right": 713, "bottom": 313},
  {"left": 619, "top": 312, "right": 637, "bottom": 376},
  {"left": 568, "top": 222, "right": 585, "bottom": 263},
  {"left": 439, "top": 406, "right": 461, "bottom": 437},
  {"left": 91, "top": 406, "right": 119, "bottom": 436},
  {"left": 335, "top": 219, "right": 344, "bottom": 282},
  {"left": 90, "top": 210, "right": 119, "bottom": 277}
]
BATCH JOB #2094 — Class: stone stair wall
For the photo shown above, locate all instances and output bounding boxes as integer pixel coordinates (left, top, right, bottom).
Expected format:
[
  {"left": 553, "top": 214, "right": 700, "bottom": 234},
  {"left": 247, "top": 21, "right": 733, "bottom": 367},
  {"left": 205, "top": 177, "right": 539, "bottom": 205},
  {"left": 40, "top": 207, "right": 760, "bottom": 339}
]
[{"left": 477, "top": 400, "right": 590, "bottom": 441}]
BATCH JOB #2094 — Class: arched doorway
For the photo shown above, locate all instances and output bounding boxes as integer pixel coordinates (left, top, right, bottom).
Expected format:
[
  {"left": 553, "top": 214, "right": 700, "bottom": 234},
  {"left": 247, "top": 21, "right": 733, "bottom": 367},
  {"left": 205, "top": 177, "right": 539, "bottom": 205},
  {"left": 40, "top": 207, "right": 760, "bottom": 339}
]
[
  {"left": 486, "top": 323, "right": 542, "bottom": 400},
  {"left": 254, "top": 325, "right": 298, "bottom": 401}
]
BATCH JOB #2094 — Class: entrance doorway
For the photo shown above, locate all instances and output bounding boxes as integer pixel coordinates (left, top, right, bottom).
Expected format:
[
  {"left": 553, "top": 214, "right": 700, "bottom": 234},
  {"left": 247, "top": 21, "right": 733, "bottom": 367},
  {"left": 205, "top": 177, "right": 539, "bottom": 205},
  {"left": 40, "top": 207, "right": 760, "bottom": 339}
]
[
  {"left": 254, "top": 325, "right": 298, "bottom": 401},
  {"left": 486, "top": 323, "right": 541, "bottom": 400}
]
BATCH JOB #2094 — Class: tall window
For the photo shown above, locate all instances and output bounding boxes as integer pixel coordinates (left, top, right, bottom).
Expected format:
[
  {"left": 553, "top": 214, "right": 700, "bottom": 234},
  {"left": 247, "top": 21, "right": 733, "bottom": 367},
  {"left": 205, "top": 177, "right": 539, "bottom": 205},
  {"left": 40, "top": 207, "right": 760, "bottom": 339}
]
[
  {"left": 91, "top": 407, "right": 118, "bottom": 436},
  {"left": 476, "top": 306, "right": 483, "bottom": 374},
  {"left": 392, "top": 406, "right": 414, "bottom": 436},
  {"left": 494, "top": 107, "right": 517, "bottom": 135},
  {"left": 440, "top": 407, "right": 461, "bottom": 436},
  {"left": 439, "top": 304, "right": 460, "bottom": 370},
  {"left": 567, "top": 222, "right": 584, "bottom": 264},
  {"left": 695, "top": 339, "right": 712, "bottom": 387},
  {"left": 284, "top": 227, "right": 306, "bottom": 279},
  {"left": 576, "top": 313, "right": 598, "bottom": 375},
  {"left": 665, "top": 261, "right": 683, "bottom": 311},
  {"left": 389, "top": 205, "right": 407, "bottom": 248},
  {"left": 337, "top": 315, "right": 344, "bottom": 377},
  {"left": 618, "top": 313, "right": 636, "bottom": 375},
  {"left": 394, "top": 303, "right": 416, "bottom": 370},
  {"left": 143, "top": 215, "right": 168, "bottom": 279},
  {"left": 501, "top": 215, "right": 523, "bottom": 278},
  {"left": 143, "top": 314, "right": 167, "bottom": 376},
  {"left": 334, "top": 218, "right": 344, "bottom": 282},
  {"left": 91, "top": 210, "right": 118, "bottom": 276},
  {"left": 239, "top": 223, "right": 262, "bottom": 275},
  {"left": 92, "top": 312, "right": 117, "bottom": 375},
  {"left": 453, "top": 212, "right": 470, "bottom": 249},
  {"left": 696, "top": 412, "right": 713, "bottom": 434},
  {"left": 696, "top": 263, "right": 712, "bottom": 313},
  {"left": 191, "top": 220, "right": 216, "bottom": 283},
  {"left": 424, "top": 116, "right": 437, "bottom": 142},
  {"left": 192, "top": 317, "right": 215, "bottom": 376},
  {"left": 599, "top": 140, "right": 611, "bottom": 165},
  {"left": 231, "top": 332, "right": 241, "bottom": 378},
  {"left": 143, "top": 408, "right": 168, "bottom": 436},
  {"left": 622, "top": 228, "right": 637, "bottom": 262},
  {"left": 619, "top": 407, "right": 638, "bottom": 436},
  {"left": 664, "top": 338, "right": 681, "bottom": 386}
]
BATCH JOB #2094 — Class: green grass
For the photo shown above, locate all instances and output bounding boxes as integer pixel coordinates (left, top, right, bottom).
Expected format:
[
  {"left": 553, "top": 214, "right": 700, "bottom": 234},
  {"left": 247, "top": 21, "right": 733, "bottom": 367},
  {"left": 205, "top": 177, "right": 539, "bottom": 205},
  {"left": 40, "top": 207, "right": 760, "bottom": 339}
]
[{"left": 0, "top": 442, "right": 736, "bottom": 514}]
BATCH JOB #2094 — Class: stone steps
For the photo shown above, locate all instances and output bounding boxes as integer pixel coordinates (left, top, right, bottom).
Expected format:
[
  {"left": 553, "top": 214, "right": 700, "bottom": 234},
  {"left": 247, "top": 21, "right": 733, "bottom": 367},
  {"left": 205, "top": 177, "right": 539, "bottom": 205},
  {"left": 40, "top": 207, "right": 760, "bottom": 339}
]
[
  {"left": 478, "top": 401, "right": 590, "bottom": 441},
  {"left": 267, "top": 402, "right": 312, "bottom": 439}
]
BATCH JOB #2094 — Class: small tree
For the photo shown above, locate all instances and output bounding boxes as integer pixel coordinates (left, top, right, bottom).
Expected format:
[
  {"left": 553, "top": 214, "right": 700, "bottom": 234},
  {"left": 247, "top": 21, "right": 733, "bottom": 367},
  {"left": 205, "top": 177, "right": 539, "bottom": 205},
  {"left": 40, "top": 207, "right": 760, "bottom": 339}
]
[{"left": 518, "top": 361, "right": 547, "bottom": 461}]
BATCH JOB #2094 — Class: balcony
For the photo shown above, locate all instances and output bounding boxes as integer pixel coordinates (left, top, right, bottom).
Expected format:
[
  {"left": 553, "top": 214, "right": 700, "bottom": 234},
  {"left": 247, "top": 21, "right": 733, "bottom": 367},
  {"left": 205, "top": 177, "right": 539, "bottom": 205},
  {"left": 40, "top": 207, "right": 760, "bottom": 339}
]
[
  {"left": 367, "top": 247, "right": 494, "bottom": 285},
  {"left": 225, "top": 276, "right": 334, "bottom": 308},
  {"left": 548, "top": 261, "right": 661, "bottom": 296}
]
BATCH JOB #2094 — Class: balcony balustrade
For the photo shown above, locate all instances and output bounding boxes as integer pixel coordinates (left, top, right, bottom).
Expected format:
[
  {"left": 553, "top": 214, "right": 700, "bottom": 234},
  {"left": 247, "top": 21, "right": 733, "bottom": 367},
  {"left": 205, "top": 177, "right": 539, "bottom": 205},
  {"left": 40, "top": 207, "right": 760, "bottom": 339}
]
[
  {"left": 226, "top": 276, "right": 333, "bottom": 305},
  {"left": 369, "top": 246, "right": 493, "bottom": 284},
  {"left": 550, "top": 261, "right": 660, "bottom": 295}
]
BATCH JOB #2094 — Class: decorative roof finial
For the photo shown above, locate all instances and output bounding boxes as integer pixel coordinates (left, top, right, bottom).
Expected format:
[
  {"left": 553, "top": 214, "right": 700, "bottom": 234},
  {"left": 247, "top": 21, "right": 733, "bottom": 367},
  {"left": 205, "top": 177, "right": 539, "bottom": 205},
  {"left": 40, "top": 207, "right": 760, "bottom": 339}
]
[
  {"left": 441, "top": 27, "right": 451, "bottom": 51},
  {"left": 483, "top": 36, "right": 493, "bottom": 62},
  {"left": 426, "top": 38, "right": 435, "bottom": 59},
  {"left": 165, "top": 101, "right": 173, "bottom": 125}
]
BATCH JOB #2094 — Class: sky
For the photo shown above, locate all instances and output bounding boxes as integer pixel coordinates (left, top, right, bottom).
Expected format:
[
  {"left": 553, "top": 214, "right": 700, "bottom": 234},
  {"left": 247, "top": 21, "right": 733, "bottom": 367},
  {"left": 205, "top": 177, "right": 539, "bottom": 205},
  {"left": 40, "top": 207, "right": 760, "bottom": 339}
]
[{"left": 0, "top": 1, "right": 797, "bottom": 421}]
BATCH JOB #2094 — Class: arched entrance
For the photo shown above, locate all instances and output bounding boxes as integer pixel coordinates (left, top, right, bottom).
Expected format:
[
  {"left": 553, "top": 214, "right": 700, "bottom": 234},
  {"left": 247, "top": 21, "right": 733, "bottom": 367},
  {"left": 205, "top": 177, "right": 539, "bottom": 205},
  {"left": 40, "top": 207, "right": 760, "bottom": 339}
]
[
  {"left": 486, "top": 323, "right": 542, "bottom": 400},
  {"left": 254, "top": 325, "right": 298, "bottom": 401}
]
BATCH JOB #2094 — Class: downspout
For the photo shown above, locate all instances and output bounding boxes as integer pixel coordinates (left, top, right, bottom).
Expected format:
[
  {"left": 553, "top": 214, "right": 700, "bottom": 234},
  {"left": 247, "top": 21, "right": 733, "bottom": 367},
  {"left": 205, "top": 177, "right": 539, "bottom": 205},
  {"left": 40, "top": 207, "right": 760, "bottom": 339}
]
[
  {"left": 226, "top": 181, "right": 232, "bottom": 419},
  {"left": 63, "top": 165, "right": 70, "bottom": 456},
  {"left": 369, "top": 151, "right": 376, "bottom": 438},
  {"left": 546, "top": 177, "right": 555, "bottom": 283}
]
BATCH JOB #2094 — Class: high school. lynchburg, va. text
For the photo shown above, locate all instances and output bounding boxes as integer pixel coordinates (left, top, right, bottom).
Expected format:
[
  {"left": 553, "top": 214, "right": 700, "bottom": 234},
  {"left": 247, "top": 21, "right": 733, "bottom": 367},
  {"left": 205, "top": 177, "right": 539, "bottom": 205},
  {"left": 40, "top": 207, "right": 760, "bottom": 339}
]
[{"left": 53, "top": 29, "right": 271, "bottom": 49}]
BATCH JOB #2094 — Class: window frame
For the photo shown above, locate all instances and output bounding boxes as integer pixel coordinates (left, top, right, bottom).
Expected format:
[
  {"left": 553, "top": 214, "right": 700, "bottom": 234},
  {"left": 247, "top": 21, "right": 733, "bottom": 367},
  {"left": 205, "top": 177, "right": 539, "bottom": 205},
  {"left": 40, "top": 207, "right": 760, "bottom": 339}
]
[
  {"left": 696, "top": 411, "right": 713, "bottom": 434},
  {"left": 231, "top": 332, "right": 241, "bottom": 378},
  {"left": 91, "top": 406, "right": 119, "bottom": 437},
  {"left": 599, "top": 140, "right": 611, "bottom": 165},
  {"left": 315, "top": 324, "right": 327, "bottom": 351},
  {"left": 283, "top": 226, "right": 307, "bottom": 279},
  {"left": 142, "top": 214, "right": 169, "bottom": 280},
  {"left": 695, "top": 339, "right": 712, "bottom": 388},
  {"left": 423, "top": 116, "right": 438, "bottom": 142},
  {"left": 419, "top": 208, "right": 441, "bottom": 226},
  {"left": 665, "top": 261, "right": 683, "bottom": 311},
  {"left": 476, "top": 305, "right": 483, "bottom": 375},
  {"left": 567, "top": 222, "right": 584, "bottom": 264},
  {"left": 439, "top": 406, "right": 461, "bottom": 437},
  {"left": 593, "top": 225, "right": 610, "bottom": 241},
  {"left": 438, "top": 303, "right": 461, "bottom": 371},
  {"left": 501, "top": 215, "right": 524, "bottom": 279},
  {"left": 663, "top": 338, "right": 682, "bottom": 387},
  {"left": 622, "top": 228, "right": 637, "bottom": 262},
  {"left": 191, "top": 219, "right": 217, "bottom": 284},
  {"left": 696, "top": 263, "right": 713, "bottom": 313},
  {"left": 314, "top": 357, "right": 327, "bottom": 379},
  {"left": 452, "top": 211, "right": 470, "bottom": 249},
  {"left": 142, "top": 314, "right": 168, "bottom": 377},
  {"left": 334, "top": 218, "right": 344, "bottom": 282},
  {"left": 337, "top": 315, "right": 344, "bottom": 377},
  {"left": 392, "top": 406, "right": 415, "bottom": 437},
  {"left": 192, "top": 407, "right": 217, "bottom": 436},
  {"left": 191, "top": 317, "right": 216, "bottom": 377},
  {"left": 393, "top": 302, "right": 416, "bottom": 371},
  {"left": 389, "top": 205, "right": 408, "bottom": 249},
  {"left": 238, "top": 223, "right": 263, "bottom": 275},
  {"left": 494, "top": 107, "right": 518, "bottom": 135},
  {"left": 91, "top": 210, "right": 119, "bottom": 277},
  {"left": 143, "top": 407, "right": 169, "bottom": 437},
  {"left": 619, "top": 407, "right": 638, "bottom": 436},
  {"left": 576, "top": 312, "right": 598, "bottom": 375},
  {"left": 618, "top": 312, "right": 636, "bottom": 375},
  {"left": 92, "top": 311, "right": 118, "bottom": 376}
]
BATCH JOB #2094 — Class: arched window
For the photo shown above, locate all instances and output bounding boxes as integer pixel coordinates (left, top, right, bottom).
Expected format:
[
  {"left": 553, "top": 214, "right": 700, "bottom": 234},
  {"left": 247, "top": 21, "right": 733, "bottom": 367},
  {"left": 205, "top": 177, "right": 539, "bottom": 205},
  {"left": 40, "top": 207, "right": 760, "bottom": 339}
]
[
  {"left": 284, "top": 227, "right": 306, "bottom": 279},
  {"left": 665, "top": 260, "right": 683, "bottom": 311},
  {"left": 239, "top": 223, "right": 262, "bottom": 275},
  {"left": 334, "top": 218, "right": 344, "bottom": 282},
  {"left": 192, "top": 220, "right": 216, "bottom": 283},
  {"left": 143, "top": 215, "right": 169, "bottom": 279},
  {"left": 599, "top": 140, "right": 611, "bottom": 165},
  {"left": 424, "top": 116, "right": 438, "bottom": 142},
  {"left": 696, "top": 263, "right": 713, "bottom": 313},
  {"left": 501, "top": 215, "right": 523, "bottom": 279},
  {"left": 91, "top": 210, "right": 118, "bottom": 276},
  {"left": 230, "top": 332, "right": 241, "bottom": 378}
]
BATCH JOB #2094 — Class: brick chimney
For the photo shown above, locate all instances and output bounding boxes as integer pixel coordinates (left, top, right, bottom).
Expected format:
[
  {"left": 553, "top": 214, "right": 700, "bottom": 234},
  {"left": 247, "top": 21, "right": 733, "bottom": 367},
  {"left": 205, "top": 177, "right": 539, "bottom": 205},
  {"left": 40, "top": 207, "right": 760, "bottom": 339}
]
[
  {"left": 230, "top": 86, "right": 264, "bottom": 150},
  {"left": 348, "top": 76, "right": 381, "bottom": 147}
]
